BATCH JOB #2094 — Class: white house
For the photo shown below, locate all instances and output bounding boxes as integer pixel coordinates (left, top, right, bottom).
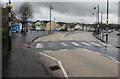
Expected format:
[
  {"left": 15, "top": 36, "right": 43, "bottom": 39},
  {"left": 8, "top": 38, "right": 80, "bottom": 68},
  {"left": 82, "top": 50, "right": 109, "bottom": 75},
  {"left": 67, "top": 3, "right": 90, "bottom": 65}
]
[{"left": 74, "top": 24, "right": 82, "bottom": 30}]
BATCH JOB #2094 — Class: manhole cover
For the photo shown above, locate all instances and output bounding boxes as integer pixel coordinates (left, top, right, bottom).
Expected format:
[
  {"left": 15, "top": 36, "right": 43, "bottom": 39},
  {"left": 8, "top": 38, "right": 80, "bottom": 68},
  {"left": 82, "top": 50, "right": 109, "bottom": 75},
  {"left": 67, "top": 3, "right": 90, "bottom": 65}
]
[{"left": 50, "top": 65, "right": 61, "bottom": 71}]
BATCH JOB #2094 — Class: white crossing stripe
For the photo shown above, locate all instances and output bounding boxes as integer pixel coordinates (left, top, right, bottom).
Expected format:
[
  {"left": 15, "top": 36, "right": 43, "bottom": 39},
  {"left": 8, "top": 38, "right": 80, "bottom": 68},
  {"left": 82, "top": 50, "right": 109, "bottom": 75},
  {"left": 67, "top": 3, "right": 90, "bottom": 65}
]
[
  {"left": 60, "top": 42, "right": 69, "bottom": 46},
  {"left": 89, "top": 42, "right": 102, "bottom": 46},
  {"left": 36, "top": 43, "right": 43, "bottom": 48},
  {"left": 101, "top": 43, "right": 112, "bottom": 47},
  {"left": 81, "top": 42, "right": 91, "bottom": 46},
  {"left": 71, "top": 42, "right": 79, "bottom": 46}
]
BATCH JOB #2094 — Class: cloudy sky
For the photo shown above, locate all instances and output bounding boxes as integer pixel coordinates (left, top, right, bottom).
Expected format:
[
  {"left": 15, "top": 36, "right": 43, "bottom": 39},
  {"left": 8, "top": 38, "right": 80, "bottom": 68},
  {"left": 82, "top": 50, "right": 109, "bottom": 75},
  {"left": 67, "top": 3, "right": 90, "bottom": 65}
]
[{"left": 2, "top": 0, "right": 120, "bottom": 24}]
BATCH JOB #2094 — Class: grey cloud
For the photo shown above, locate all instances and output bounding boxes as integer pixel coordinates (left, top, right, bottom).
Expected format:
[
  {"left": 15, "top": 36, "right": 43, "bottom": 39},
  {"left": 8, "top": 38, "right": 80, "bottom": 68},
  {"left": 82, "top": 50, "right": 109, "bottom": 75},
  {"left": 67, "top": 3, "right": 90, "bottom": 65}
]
[
  {"left": 31, "top": 2, "right": 118, "bottom": 17},
  {"left": 11, "top": 2, "right": 118, "bottom": 17}
]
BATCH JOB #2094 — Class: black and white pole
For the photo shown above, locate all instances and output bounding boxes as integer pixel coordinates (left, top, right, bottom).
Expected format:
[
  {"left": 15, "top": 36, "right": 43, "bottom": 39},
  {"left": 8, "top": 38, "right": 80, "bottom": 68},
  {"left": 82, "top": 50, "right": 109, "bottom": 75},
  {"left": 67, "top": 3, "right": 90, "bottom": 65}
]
[
  {"left": 6, "top": 0, "right": 12, "bottom": 51},
  {"left": 106, "top": 0, "right": 109, "bottom": 44}
]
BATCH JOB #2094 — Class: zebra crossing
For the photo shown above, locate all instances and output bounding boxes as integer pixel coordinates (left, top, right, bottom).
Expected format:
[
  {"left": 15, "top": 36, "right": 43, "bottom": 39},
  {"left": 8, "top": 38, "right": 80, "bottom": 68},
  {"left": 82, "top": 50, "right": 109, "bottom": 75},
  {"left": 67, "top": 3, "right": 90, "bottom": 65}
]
[
  {"left": 60, "top": 42, "right": 69, "bottom": 46},
  {"left": 35, "top": 41, "right": 113, "bottom": 49},
  {"left": 81, "top": 42, "right": 91, "bottom": 46}
]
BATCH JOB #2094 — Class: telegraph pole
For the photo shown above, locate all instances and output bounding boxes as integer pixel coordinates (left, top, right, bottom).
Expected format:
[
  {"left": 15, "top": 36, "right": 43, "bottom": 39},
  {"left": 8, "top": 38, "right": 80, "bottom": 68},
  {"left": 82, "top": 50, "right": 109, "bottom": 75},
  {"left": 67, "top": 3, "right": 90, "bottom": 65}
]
[
  {"left": 50, "top": 5, "right": 53, "bottom": 34},
  {"left": 98, "top": 5, "right": 99, "bottom": 24},
  {"left": 50, "top": 5, "right": 51, "bottom": 34}
]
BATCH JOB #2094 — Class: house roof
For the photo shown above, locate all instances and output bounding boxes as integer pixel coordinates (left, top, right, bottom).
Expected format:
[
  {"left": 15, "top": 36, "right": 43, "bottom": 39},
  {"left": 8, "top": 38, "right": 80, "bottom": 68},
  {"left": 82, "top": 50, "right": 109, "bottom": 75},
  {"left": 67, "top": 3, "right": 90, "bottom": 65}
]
[
  {"left": 42, "top": 20, "right": 50, "bottom": 24},
  {"left": 57, "top": 22, "right": 66, "bottom": 26}
]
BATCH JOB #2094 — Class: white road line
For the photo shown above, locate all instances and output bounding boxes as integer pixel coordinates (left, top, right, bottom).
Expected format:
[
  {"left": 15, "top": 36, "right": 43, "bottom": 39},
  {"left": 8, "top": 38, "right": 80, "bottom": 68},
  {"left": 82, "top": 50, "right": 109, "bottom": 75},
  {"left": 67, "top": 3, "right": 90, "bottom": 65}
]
[
  {"left": 39, "top": 52, "right": 69, "bottom": 78},
  {"left": 82, "top": 49, "right": 119, "bottom": 63},
  {"left": 36, "top": 43, "right": 43, "bottom": 48},
  {"left": 60, "top": 49, "right": 68, "bottom": 51},
  {"left": 58, "top": 60, "right": 69, "bottom": 78},
  {"left": 89, "top": 42, "right": 102, "bottom": 46},
  {"left": 81, "top": 42, "right": 91, "bottom": 46},
  {"left": 60, "top": 42, "right": 69, "bottom": 46},
  {"left": 71, "top": 42, "right": 79, "bottom": 46},
  {"left": 101, "top": 43, "right": 112, "bottom": 47},
  {"left": 39, "top": 52, "right": 58, "bottom": 61}
]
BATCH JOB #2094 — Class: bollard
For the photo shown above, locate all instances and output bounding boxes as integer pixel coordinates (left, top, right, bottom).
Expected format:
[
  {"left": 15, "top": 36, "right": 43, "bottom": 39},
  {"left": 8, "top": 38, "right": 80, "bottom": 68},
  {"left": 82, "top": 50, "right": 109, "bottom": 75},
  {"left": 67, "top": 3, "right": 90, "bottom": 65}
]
[{"left": 117, "top": 32, "right": 120, "bottom": 48}]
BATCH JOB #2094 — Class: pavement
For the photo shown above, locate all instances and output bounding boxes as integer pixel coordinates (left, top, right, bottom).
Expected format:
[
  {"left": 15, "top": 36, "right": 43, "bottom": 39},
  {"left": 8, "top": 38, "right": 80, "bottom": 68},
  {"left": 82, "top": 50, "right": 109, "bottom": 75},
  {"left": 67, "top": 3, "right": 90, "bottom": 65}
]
[
  {"left": 32, "top": 31, "right": 118, "bottom": 77},
  {"left": 3, "top": 31, "right": 119, "bottom": 78},
  {"left": 4, "top": 31, "right": 53, "bottom": 77},
  {"left": 108, "top": 31, "right": 119, "bottom": 47},
  {"left": 0, "top": 30, "right": 2, "bottom": 78},
  {"left": 93, "top": 31, "right": 119, "bottom": 47}
]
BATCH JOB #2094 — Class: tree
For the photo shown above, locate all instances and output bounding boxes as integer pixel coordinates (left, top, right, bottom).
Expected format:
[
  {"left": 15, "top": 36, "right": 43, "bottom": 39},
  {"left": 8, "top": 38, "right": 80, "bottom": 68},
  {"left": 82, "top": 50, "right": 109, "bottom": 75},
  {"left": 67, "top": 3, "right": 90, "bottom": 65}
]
[{"left": 16, "top": 2, "right": 33, "bottom": 32}]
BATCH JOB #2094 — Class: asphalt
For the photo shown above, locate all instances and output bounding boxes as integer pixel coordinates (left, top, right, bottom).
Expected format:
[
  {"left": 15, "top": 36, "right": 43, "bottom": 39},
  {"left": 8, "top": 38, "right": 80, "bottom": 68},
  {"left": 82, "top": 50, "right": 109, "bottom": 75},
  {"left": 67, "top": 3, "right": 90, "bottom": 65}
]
[
  {"left": 32, "top": 40, "right": 118, "bottom": 62},
  {"left": 3, "top": 31, "right": 119, "bottom": 78},
  {"left": 33, "top": 31, "right": 119, "bottom": 62},
  {"left": 3, "top": 31, "right": 53, "bottom": 77},
  {"left": 32, "top": 31, "right": 118, "bottom": 77}
]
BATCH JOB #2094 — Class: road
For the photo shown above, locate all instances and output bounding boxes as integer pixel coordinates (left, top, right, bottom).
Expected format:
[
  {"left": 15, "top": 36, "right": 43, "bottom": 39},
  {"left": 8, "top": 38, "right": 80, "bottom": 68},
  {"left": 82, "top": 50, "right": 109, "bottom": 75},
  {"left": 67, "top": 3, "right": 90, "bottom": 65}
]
[
  {"left": 108, "top": 31, "right": 119, "bottom": 46},
  {"left": 32, "top": 31, "right": 118, "bottom": 77}
]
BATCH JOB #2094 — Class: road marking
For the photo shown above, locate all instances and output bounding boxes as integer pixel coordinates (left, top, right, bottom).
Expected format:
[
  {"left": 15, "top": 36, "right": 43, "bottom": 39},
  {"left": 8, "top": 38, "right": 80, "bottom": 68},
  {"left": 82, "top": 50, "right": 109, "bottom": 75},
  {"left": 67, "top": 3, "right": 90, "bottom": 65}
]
[
  {"left": 60, "top": 49, "right": 68, "bottom": 51},
  {"left": 89, "top": 42, "right": 102, "bottom": 46},
  {"left": 81, "top": 42, "right": 91, "bottom": 46},
  {"left": 39, "top": 52, "right": 69, "bottom": 78},
  {"left": 71, "top": 42, "right": 79, "bottom": 46},
  {"left": 101, "top": 43, "right": 112, "bottom": 47},
  {"left": 36, "top": 43, "right": 43, "bottom": 48},
  {"left": 60, "top": 42, "right": 69, "bottom": 46},
  {"left": 58, "top": 60, "right": 69, "bottom": 78},
  {"left": 43, "top": 50, "right": 52, "bottom": 52},
  {"left": 82, "top": 48, "right": 119, "bottom": 63},
  {"left": 39, "top": 52, "right": 58, "bottom": 61}
]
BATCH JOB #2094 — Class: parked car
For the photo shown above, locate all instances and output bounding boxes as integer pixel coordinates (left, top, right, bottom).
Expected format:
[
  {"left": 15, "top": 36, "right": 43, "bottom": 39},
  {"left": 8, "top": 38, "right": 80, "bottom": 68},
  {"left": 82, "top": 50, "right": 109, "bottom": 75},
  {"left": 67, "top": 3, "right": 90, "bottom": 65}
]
[
  {"left": 36, "top": 28, "right": 44, "bottom": 31},
  {"left": 52, "top": 29, "right": 58, "bottom": 31},
  {"left": 108, "top": 30, "right": 112, "bottom": 33},
  {"left": 101, "top": 30, "right": 112, "bottom": 33}
]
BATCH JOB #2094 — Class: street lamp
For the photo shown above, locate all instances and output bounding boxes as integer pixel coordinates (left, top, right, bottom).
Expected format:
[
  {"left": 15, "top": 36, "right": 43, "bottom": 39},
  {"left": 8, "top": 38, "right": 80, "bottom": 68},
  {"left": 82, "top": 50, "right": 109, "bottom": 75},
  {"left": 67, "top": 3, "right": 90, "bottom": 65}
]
[
  {"left": 94, "top": 5, "right": 100, "bottom": 35},
  {"left": 81, "top": 19, "right": 84, "bottom": 31},
  {"left": 6, "top": 0, "right": 12, "bottom": 51},
  {"left": 50, "top": 5, "right": 53, "bottom": 34}
]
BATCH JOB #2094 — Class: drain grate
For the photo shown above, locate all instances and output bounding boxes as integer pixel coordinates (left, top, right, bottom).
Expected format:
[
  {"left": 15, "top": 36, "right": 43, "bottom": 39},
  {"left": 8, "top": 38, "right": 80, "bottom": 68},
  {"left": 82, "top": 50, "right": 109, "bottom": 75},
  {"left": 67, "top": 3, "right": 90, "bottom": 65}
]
[{"left": 50, "top": 65, "right": 61, "bottom": 71}]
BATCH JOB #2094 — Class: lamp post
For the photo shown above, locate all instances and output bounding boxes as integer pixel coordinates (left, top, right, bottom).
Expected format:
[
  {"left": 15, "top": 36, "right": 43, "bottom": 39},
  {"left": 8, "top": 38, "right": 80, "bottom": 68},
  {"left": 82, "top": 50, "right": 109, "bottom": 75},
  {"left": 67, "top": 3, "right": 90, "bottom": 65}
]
[
  {"left": 6, "top": 0, "right": 12, "bottom": 51},
  {"left": 81, "top": 19, "right": 84, "bottom": 31},
  {"left": 50, "top": 5, "right": 53, "bottom": 34},
  {"left": 94, "top": 5, "right": 100, "bottom": 35},
  {"left": 106, "top": 0, "right": 109, "bottom": 44}
]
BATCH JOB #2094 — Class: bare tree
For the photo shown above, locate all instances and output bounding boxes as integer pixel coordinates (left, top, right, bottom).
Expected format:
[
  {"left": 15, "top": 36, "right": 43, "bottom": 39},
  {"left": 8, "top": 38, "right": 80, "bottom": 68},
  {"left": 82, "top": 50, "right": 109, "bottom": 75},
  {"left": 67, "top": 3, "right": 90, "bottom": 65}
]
[{"left": 17, "top": 2, "right": 33, "bottom": 32}]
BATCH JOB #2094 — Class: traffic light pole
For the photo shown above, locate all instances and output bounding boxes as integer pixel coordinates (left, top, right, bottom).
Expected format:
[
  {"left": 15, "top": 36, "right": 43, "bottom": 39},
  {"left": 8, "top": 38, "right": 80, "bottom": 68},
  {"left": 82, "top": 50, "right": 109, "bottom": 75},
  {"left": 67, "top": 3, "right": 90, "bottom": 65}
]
[{"left": 106, "top": 0, "right": 109, "bottom": 44}]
